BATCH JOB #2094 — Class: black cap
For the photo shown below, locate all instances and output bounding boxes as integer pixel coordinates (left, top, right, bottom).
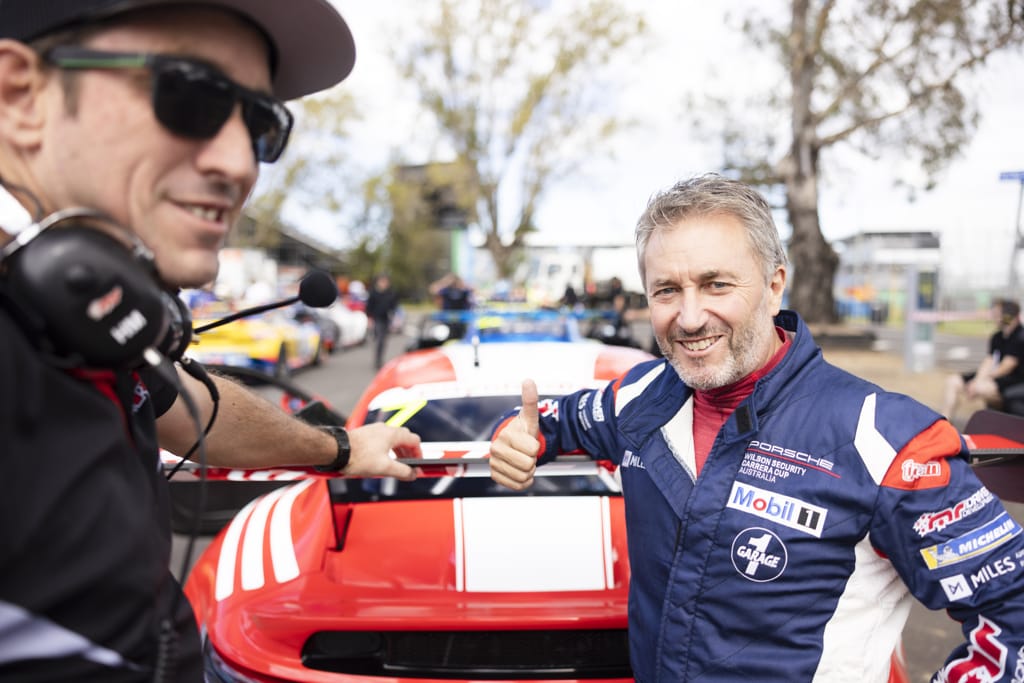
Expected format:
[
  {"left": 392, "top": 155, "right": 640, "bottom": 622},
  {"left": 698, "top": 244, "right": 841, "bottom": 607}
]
[{"left": 0, "top": 0, "right": 355, "bottom": 100}]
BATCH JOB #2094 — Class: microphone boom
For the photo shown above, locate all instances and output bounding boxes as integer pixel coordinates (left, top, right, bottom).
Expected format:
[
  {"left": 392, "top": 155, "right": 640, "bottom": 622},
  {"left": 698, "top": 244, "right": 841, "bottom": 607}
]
[{"left": 192, "top": 270, "right": 337, "bottom": 335}]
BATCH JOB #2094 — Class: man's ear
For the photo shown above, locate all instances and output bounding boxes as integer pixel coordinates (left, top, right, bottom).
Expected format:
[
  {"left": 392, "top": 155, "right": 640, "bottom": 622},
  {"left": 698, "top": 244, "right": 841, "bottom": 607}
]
[
  {"left": 0, "top": 40, "right": 49, "bottom": 151},
  {"left": 768, "top": 265, "right": 787, "bottom": 314}
]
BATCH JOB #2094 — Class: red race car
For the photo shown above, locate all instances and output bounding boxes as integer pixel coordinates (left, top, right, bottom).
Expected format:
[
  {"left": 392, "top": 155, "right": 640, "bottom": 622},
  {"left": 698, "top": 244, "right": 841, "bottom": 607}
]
[{"left": 185, "top": 340, "right": 653, "bottom": 682}]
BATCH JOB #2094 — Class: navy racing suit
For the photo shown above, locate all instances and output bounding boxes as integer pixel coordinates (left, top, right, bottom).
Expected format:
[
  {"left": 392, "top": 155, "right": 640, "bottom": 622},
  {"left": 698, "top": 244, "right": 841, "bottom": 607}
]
[{"left": 495, "top": 310, "right": 1024, "bottom": 682}]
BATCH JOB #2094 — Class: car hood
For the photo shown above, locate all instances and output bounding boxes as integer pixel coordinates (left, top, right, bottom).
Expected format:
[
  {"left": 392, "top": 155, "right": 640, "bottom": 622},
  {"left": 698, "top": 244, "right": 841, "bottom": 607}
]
[{"left": 187, "top": 480, "right": 630, "bottom": 649}]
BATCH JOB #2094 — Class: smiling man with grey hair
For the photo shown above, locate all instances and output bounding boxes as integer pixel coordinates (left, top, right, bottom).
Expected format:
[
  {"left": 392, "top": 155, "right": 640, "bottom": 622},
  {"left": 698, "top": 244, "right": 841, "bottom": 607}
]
[{"left": 490, "top": 173, "right": 1024, "bottom": 681}]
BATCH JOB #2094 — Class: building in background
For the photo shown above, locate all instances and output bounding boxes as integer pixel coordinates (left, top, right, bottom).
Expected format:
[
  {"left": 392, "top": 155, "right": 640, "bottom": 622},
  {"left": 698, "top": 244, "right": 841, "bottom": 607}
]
[{"left": 833, "top": 230, "right": 942, "bottom": 323}]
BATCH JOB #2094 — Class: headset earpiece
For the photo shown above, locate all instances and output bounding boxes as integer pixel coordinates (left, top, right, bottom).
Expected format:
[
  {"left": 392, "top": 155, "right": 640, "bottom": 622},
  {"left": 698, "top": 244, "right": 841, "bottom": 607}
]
[
  {"left": 156, "top": 289, "right": 193, "bottom": 362},
  {"left": 0, "top": 210, "right": 191, "bottom": 368}
]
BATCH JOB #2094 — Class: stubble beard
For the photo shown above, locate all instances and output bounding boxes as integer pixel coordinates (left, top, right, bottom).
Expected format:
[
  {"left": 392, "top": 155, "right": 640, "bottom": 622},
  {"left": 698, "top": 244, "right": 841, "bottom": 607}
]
[{"left": 658, "top": 300, "right": 777, "bottom": 391}]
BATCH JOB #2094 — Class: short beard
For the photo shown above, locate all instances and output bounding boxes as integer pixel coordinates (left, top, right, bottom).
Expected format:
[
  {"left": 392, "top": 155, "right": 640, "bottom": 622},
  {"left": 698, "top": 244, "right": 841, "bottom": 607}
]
[{"left": 658, "top": 299, "right": 777, "bottom": 391}]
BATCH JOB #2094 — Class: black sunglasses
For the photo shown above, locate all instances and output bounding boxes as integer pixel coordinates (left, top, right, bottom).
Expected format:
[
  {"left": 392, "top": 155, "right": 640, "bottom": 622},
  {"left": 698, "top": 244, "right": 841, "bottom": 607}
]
[{"left": 44, "top": 47, "right": 293, "bottom": 163}]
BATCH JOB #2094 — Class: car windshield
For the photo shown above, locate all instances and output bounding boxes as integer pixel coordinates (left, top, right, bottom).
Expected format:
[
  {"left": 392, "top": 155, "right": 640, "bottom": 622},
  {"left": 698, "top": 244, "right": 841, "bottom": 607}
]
[
  {"left": 473, "top": 311, "right": 576, "bottom": 342},
  {"left": 329, "top": 394, "right": 620, "bottom": 502},
  {"left": 365, "top": 395, "right": 518, "bottom": 442}
]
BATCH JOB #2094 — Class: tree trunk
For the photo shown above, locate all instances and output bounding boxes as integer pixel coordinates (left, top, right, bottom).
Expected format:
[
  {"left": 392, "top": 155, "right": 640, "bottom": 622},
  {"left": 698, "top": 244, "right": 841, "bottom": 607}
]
[
  {"left": 483, "top": 231, "right": 519, "bottom": 279},
  {"left": 785, "top": 172, "right": 838, "bottom": 323}
]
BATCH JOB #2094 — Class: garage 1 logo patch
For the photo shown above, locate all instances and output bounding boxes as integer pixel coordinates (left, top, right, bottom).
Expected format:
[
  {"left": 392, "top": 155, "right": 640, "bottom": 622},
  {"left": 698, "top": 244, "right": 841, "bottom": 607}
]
[{"left": 731, "top": 527, "right": 787, "bottom": 582}]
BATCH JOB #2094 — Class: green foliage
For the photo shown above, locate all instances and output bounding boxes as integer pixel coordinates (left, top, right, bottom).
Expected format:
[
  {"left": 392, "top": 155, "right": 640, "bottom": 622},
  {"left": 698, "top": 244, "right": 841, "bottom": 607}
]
[{"left": 245, "top": 88, "right": 365, "bottom": 248}]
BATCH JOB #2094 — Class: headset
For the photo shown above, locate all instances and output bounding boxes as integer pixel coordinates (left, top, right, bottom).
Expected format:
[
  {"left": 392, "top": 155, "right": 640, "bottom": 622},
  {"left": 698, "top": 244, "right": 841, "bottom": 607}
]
[{"left": 0, "top": 207, "right": 192, "bottom": 369}]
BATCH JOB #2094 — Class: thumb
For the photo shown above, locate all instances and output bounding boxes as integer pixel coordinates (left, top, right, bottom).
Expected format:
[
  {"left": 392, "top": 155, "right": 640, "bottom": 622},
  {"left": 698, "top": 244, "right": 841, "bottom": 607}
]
[{"left": 518, "top": 379, "right": 540, "bottom": 438}]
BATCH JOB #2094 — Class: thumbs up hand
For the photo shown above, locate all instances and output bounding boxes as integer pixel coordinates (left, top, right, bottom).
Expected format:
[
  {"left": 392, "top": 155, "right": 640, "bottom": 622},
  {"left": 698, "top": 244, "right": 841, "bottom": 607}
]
[{"left": 490, "top": 379, "right": 542, "bottom": 490}]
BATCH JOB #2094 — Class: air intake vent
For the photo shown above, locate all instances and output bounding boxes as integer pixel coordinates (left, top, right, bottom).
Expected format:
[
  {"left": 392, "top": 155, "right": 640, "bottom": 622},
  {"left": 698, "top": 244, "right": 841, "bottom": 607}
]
[{"left": 301, "top": 629, "right": 631, "bottom": 679}]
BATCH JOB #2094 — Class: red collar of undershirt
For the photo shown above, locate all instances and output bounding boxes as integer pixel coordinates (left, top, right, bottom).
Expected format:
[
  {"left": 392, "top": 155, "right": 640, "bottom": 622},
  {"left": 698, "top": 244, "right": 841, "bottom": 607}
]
[{"left": 694, "top": 326, "right": 791, "bottom": 411}]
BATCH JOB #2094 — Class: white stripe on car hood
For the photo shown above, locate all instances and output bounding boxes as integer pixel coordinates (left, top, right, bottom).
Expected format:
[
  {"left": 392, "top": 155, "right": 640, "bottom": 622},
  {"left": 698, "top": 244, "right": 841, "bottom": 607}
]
[
  {"left": 216, "top": 480, "right": 314, "bottom": 601},
  {"left": 455, "top": 496, "right": 614, "bottom": 592}
]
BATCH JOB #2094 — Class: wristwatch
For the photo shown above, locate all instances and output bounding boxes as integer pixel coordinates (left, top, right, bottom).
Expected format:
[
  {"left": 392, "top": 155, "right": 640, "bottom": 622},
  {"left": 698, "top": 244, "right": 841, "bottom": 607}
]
[{"left": 314, "top": 426, "right": 351, "bottom": 472}]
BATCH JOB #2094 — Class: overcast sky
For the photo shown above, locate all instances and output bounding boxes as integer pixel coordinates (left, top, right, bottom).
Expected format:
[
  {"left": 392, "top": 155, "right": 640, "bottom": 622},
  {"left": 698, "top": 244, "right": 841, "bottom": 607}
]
[
  {"left": 321, "top": 1, "right": 1024, "bottom": 290},
  {"left": 2, "top": 3, "right": 1014, "bottom": 292}
]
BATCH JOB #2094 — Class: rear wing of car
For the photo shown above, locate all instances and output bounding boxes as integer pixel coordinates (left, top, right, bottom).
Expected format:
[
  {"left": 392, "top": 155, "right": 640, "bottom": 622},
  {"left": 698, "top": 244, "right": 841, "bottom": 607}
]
[{"left": 962, "top": 409, "right": 1024, "bottom": 503}]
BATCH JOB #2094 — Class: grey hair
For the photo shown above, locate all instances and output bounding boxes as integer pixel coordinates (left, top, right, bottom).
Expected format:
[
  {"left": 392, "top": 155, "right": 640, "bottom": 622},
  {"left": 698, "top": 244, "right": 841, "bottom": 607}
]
[{"left": 634, "top": 173, "right": 788, "bottom": 287}]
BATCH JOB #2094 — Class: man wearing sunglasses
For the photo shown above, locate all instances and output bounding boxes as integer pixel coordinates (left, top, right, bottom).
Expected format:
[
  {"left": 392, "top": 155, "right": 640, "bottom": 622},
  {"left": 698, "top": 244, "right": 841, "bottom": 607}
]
[{"left": 0, "top": 2, "right": 421, "bottom": 681}]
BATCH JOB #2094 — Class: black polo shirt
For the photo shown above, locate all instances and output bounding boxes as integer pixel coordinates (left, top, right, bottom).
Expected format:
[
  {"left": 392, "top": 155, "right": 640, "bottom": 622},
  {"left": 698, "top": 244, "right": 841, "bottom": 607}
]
[
  {"left": 990, "top": 323, "right": 1024, "bottom": 393},
  {"left": 0, "top": 309, "right": 202, "bottom": 682}
]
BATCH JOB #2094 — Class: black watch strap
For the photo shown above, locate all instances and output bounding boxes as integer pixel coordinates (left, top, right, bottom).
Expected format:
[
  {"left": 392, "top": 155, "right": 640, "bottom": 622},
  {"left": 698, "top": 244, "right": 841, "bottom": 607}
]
[{"left": 314, "top": 426, "right": 351, "bottom": 472}]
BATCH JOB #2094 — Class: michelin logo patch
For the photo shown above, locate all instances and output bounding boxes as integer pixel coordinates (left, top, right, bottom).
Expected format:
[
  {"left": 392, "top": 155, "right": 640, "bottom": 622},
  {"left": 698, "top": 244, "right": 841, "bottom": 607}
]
[
  {"left": 920, "top": 512, "right": 1022, "bottom": 570},
  {"left": 731, "top": 527, "right": 787, "bottom": 582},
  {"left": 727, "top": 481, "right": 828, "bottom": 537}
]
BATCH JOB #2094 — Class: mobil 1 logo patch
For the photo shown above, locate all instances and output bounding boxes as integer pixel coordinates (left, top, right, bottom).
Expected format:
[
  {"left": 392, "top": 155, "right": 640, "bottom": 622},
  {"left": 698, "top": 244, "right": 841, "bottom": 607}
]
[
  {"left": 727, "top": 481, "right": 828, "bottom": 537},
  {"left": 732, "top": 527, "right": 788, "bottom": 582}
]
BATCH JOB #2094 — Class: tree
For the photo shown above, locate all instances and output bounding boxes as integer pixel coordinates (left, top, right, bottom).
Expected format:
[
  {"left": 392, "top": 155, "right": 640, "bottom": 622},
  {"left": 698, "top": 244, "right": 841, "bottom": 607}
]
[
  {"left": 244, "top": 89, "right": 366, "bottom": 253},
  {"left": 391, "top": 0, "right": 648, "bottom": 279},
  {"left": 704, "top": 0, "right": 1023, "bottom": 323},
  {"left": 377, "top": 164, "right": 457, "bottom": 297}
]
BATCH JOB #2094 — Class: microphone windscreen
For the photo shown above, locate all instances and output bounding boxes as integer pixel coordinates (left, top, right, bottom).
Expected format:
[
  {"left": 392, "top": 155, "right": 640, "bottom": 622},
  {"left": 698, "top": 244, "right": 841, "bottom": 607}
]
[{"left": 298, "top": 270, "right": 339, "bottom": 308}]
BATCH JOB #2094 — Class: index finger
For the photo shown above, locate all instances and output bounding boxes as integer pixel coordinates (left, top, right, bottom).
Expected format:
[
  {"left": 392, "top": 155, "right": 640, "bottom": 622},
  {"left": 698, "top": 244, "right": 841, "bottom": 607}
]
[{"left": 518, "top": 378, "right": 540, "bottom": 438}]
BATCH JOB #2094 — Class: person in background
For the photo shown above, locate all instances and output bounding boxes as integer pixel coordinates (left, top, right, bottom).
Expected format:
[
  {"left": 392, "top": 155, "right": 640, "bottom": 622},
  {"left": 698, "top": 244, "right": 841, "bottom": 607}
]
[
  {"left": 365, "top": 273, "right": 400, "bottom": 369},
  {"left": 560, "top": 282, "right": 582, "bottom": 312},
  {"left": 942, "top": 297, "right": 1024, "bottom": 421},
  {"left": 489, "top": 173, "right": 1024, "bottom": 682},
  {"left": 429, "top": 272, "right": 474, "bottom": 311},
  {"left": 429, "top": 272, "right": 474, "bottom": 341},
  {"left": 606, "top": 275, "right": 624, "bottom": 304},
  {"left": 0, "top": 2, "right": 419, "bottom": 680}
]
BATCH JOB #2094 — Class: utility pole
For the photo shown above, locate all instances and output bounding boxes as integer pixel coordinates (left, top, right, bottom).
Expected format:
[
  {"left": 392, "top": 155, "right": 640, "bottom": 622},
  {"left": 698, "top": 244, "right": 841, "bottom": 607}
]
[{"left": 1000, "top": 170, "right": 1024, "bottom": 298}]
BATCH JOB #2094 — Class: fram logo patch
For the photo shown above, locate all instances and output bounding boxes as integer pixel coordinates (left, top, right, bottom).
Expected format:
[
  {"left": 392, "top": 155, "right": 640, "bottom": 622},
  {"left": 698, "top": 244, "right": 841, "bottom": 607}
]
[
  {"left": 901, "top": 459, "right": 943, "bottom": 483},
  {"left": 882, "top": 451, "right": 951, "bottom": 491},
  {"left": 731, "top": 527, "right": 787, "bottom": 582},
  {"left": 727, "top": 482, "right": 828, "bottom": 537},
  {"left": 920, "top": 513, "right": 1023, "bottom": 570}
]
